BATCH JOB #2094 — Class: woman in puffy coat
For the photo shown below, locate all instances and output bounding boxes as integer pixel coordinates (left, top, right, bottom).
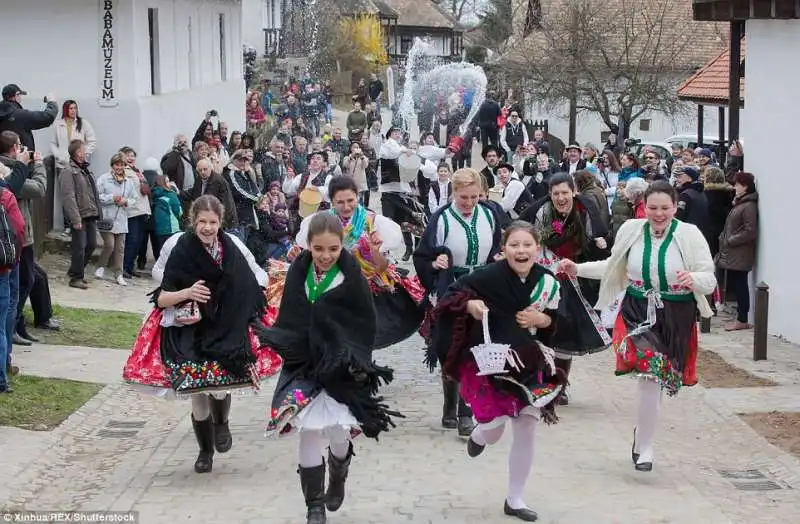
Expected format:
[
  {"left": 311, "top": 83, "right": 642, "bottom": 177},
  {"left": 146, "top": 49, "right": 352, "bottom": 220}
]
[{"left": 715, "top": 172, "right": 758, "bottom": 331}]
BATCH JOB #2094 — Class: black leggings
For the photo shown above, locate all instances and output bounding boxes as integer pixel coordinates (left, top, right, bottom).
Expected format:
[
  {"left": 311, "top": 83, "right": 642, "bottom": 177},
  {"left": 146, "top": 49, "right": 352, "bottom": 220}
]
[{"left": 726, "top": 269, "right": 750, "bottom": 323}]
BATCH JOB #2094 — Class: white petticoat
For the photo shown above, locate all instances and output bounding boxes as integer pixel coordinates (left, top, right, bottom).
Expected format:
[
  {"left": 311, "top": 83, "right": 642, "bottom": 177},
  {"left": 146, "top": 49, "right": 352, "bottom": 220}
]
[{"left": 292, "top": 390, "right": 359, "bottom": 436}]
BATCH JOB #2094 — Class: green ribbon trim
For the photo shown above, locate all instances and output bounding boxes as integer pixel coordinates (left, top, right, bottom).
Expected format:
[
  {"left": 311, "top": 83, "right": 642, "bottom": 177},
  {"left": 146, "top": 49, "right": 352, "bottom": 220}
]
[
  {"left": 447, "top": 207, "right": 480, "bottom": 266},
  {"left": 642, "top": 219, "right": 679, "bottom": 293},
  {"left": 305, "top": 263, "right": 340, "bottom": 303}
]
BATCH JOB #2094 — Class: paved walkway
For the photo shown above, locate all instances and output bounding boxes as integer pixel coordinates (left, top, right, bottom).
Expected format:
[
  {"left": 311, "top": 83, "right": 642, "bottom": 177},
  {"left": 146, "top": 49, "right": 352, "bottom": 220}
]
[
  {"left": 6, "top": 109, "right": 799, "bottom": 522},
  {"left": 2, "top": 324, "right": 800, "bottom": 523}
]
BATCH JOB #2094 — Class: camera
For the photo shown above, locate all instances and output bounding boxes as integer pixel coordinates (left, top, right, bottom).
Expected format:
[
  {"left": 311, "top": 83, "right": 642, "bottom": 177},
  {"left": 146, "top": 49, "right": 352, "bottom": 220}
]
[
  {"left": 208, "top": 109, "right": 218, "bottom": 117},
  {"left": 624, "top": 138, "right": 642, "bottom": 147},
  {"left": 28, "top": 151, "right": 34, "bottom": 162}
]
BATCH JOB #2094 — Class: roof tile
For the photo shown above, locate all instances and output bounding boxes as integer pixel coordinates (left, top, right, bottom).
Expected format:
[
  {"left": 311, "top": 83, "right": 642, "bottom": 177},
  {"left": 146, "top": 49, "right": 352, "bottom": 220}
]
[{"left": 677, "top": 39, "right": 745, "bottom": 104}]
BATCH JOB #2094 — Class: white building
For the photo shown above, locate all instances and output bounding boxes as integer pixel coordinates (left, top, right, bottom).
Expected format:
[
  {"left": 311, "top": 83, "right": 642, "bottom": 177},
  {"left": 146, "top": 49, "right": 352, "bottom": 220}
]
[
  {"left": 740, "top": 21, "right": 800, "bottom": 342},
  {"left": 4, "top": 0, "right": 245, "bottom": 174},
  {"left": 525, "top": 96, "right": 739, "bottom": 148}
]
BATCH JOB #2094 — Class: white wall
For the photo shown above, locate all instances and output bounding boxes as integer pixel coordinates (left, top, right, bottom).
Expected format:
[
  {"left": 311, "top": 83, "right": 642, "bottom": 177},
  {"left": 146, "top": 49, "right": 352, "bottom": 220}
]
[
  {"left": 744, "top": 19, "right": 800, "bottom": 343},
  {"left": 242, "top": 0, "right": 267, "bottom": 52},
  {"left": 2, "top": 0, "right": 244, "bottom": 174},
  {"left": 526, "top": 96, "right": 741, "bottom": 147}
]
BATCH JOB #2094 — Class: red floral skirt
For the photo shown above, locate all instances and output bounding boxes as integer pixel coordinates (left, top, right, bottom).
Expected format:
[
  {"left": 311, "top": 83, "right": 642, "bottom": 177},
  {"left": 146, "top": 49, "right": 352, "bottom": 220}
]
[
  {"left": 122, "top": 307, "right": 283, "bottom": 393},
  {"left": 612, "top": 295, "right": 698, "bottom": 396}
]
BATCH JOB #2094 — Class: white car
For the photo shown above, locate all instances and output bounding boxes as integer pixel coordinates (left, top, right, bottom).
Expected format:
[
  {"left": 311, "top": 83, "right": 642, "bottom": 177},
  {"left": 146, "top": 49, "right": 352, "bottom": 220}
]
[{"left": 665, "top": 134, "right": 743, "bottom": 150}]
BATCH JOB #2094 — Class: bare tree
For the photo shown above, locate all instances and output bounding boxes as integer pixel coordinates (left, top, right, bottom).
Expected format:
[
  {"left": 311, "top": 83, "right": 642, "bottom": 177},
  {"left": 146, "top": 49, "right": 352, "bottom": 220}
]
[
  {"left": 504, "top": 0, "right": 725, "bottom": 136},
  {"left": 433, "top": 0, "right": 480, "bottom": 23}
]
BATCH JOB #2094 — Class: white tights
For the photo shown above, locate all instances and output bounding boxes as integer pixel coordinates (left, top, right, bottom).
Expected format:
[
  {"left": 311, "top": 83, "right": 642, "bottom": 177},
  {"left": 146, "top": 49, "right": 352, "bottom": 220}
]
[
  {"left": 191, "top": 395, "right": 211, "bottom": 420},
  {"left": 190, "top": 392, "right": 229, "bottom": 420},
  {"left": 470, "top": 414, "right": 538, "bottom": 510},
  {"left": 298, "top": 428, "right": 352, "bottom": 468},
  {"left": 634, "top": 377, "right": 662, "bottom": 463}
]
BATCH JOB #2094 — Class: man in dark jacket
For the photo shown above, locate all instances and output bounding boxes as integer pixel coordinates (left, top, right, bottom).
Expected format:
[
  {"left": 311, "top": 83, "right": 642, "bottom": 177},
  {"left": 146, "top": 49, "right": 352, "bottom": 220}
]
[
  {"left": 477, "top": 93, "right": 501, "bottom": 150},
  {"left": 0, "top": 85, "right": 58, "bottom": 150},
  {"left": 675, "top": 166, "right": 709, "bottom": 230},
  {"left": 190, "top": 158, "right": 237, "bottom": 229}
]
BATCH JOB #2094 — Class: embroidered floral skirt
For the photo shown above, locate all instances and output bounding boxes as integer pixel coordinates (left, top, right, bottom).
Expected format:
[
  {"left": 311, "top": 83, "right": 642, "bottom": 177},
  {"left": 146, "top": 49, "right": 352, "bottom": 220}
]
[
  {"left": 459, "top": 359, "right": 562, "bottom": 428},
  {"left": 613, "top": 294, "right": 698, "bottom": 396},
  {"left": 122, "top": 307, "right": 283, "bottom": 398},
  {"left": 266, "top": 373, "right": 361, "bottom": 440}
]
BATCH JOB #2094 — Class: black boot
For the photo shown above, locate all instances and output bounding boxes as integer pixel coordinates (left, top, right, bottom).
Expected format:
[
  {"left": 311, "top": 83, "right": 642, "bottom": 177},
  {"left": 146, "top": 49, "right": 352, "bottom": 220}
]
[
  {"left": 556, "top": 357, "right": 572, "bottom": 406},
  {"left": 457, "top": 396, "right": 474, "bottom": 437},
  {"left": 209, "top": 394, "right": 232, "bottom": 453},
  {"left": 326, "top": 442, "right": 354, "bottom": 512},
  {"left": 191, "top": 415, "right": 215, "bottom": 473},
  {"left": 299, "top": 463, "right": 327, "bottom": 524},
  {"left": 441, "top": 377, "right": 458, "bottom": 429}
]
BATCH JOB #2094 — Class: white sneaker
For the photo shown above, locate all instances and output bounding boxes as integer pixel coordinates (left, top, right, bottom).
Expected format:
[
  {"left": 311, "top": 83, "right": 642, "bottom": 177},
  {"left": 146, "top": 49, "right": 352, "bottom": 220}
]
[
  {"left": 116, "top": 275, "right": 128, "bottom": 287},
  {"left": 94, "top": 267, "right": 105, "bottom": 279}
]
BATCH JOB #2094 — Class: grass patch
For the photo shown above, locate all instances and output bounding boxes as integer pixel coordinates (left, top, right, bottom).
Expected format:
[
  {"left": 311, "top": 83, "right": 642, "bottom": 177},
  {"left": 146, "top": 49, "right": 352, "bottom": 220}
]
[
  {"left": 25, "top": 304, "right": 142, "bottom": 349},
  {"left": 697, "top": 348, "right": 778, "bottom": 388},
  {"left": 0, "top": 375, "right": 102, "bottom": 430}
]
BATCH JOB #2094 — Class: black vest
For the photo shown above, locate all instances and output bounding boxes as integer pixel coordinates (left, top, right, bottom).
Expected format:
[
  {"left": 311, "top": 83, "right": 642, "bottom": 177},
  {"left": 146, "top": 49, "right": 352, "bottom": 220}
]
[
  {"left": 430, "top": 181, "right": 452, "bottom": 204},
  {"left": 380, "top": 157, "right": 400, "bottom": 185},
  {"left": 505, "top": 123, "right": 525, "bottom": 153},
  {"left": 481, "top": 166, "right": 497, "bottom": 188},
  {"left": 504, "top": 179, "right": 534, "bottom": 217}
]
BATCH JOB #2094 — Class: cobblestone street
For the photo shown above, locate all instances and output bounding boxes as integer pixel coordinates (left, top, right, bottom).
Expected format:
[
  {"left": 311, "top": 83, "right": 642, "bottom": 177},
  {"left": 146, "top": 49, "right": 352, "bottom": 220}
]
[
  {"left": 2, "top": 111, "right": 799, "bottom": 523},
  {"left": 3, "top": 325, "right": 800, "bottom": 523}
]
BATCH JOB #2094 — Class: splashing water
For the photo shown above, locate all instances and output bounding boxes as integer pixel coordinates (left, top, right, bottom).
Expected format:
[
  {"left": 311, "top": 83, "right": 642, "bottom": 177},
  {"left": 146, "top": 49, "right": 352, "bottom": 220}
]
[
  {"left": 397, "top": 38, "right": 434, "bottom": 128},
  {"left": 305, "top": 0, "right": 320, "bottom": 76},
  {"left": 397, "top": 38, "right": 488, "bottom": 139}
]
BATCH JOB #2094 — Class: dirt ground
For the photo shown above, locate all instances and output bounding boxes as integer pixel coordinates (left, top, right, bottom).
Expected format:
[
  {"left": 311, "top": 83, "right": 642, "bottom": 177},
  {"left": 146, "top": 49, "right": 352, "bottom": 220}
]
[
  {"left": 740, "top": 412, "right": 800, "bottom": 458},
  {"left": 697, "top": 348, "right": 778, "bottom": 388}
]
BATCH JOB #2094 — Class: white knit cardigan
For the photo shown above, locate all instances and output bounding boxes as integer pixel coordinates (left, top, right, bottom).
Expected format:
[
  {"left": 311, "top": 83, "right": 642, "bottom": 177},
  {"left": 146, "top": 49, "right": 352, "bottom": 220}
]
[{"left": 576, "top": 218, "right": 717, "bottom": 318}]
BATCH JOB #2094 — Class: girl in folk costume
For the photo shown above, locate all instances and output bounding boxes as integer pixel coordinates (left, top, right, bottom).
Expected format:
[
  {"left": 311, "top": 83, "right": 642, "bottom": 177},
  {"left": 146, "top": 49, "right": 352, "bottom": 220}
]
[
  {"left": 559, "top": 181, "right": 716, "bottom": 472},
  {"left": 428, "top": 162, "right": 453, "bottom": 215},
  {"left": 430, "top": 222, "right": 565, "bottom": 522},
  {"left": 122, "top": 196, "right": 282, "bottom": 474},
  {"left": 295, "top": 177, "right": 425, "bottom": 348},
  {"left": 414, "top": 168, "right": 504, "bottom": 437},
  {"left": 520, "top": 172, "right": 611, "bottom": 404},
  {"left": 260, "top": 213, "right": 402, "bottom": 524}
]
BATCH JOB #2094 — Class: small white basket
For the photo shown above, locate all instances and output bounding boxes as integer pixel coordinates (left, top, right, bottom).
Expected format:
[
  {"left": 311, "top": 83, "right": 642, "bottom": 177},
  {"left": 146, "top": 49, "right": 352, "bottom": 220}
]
[{"left": 470, "top": 311, "right": 524, "bottom": 376}]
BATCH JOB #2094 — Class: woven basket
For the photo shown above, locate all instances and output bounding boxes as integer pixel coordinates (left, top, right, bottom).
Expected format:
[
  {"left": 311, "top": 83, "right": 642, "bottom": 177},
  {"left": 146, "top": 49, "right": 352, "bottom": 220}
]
[{"left": 470, "top": 311, "right": 523, "bottom": 376}]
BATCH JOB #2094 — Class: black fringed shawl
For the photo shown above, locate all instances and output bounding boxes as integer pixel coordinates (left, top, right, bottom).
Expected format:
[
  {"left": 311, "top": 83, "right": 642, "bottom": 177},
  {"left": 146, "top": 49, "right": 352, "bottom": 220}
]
[
  {"left": 259, "top": 249, "right": 402, "bottom": 439},
  {"left": 429, "top": 260, "right": 560, "bottom": 381},
  {"left": 157, "top": 231, "right": 266, "bottom": 378}
]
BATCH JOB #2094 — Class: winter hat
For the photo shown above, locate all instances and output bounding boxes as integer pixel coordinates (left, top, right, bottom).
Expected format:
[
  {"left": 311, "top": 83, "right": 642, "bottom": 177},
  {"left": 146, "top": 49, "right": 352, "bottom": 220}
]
[
  {"left": 269, "top": 181, "right": 281, "bottom": 190},
  {"left": 142, "top": 157, "right": 161, "bottom": 175},
  {"left": 678, "top": 166, "right": 700, "bottom": 181},
  {"left": 698, "top": 148, "right": 713, "bottom": 158}
]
